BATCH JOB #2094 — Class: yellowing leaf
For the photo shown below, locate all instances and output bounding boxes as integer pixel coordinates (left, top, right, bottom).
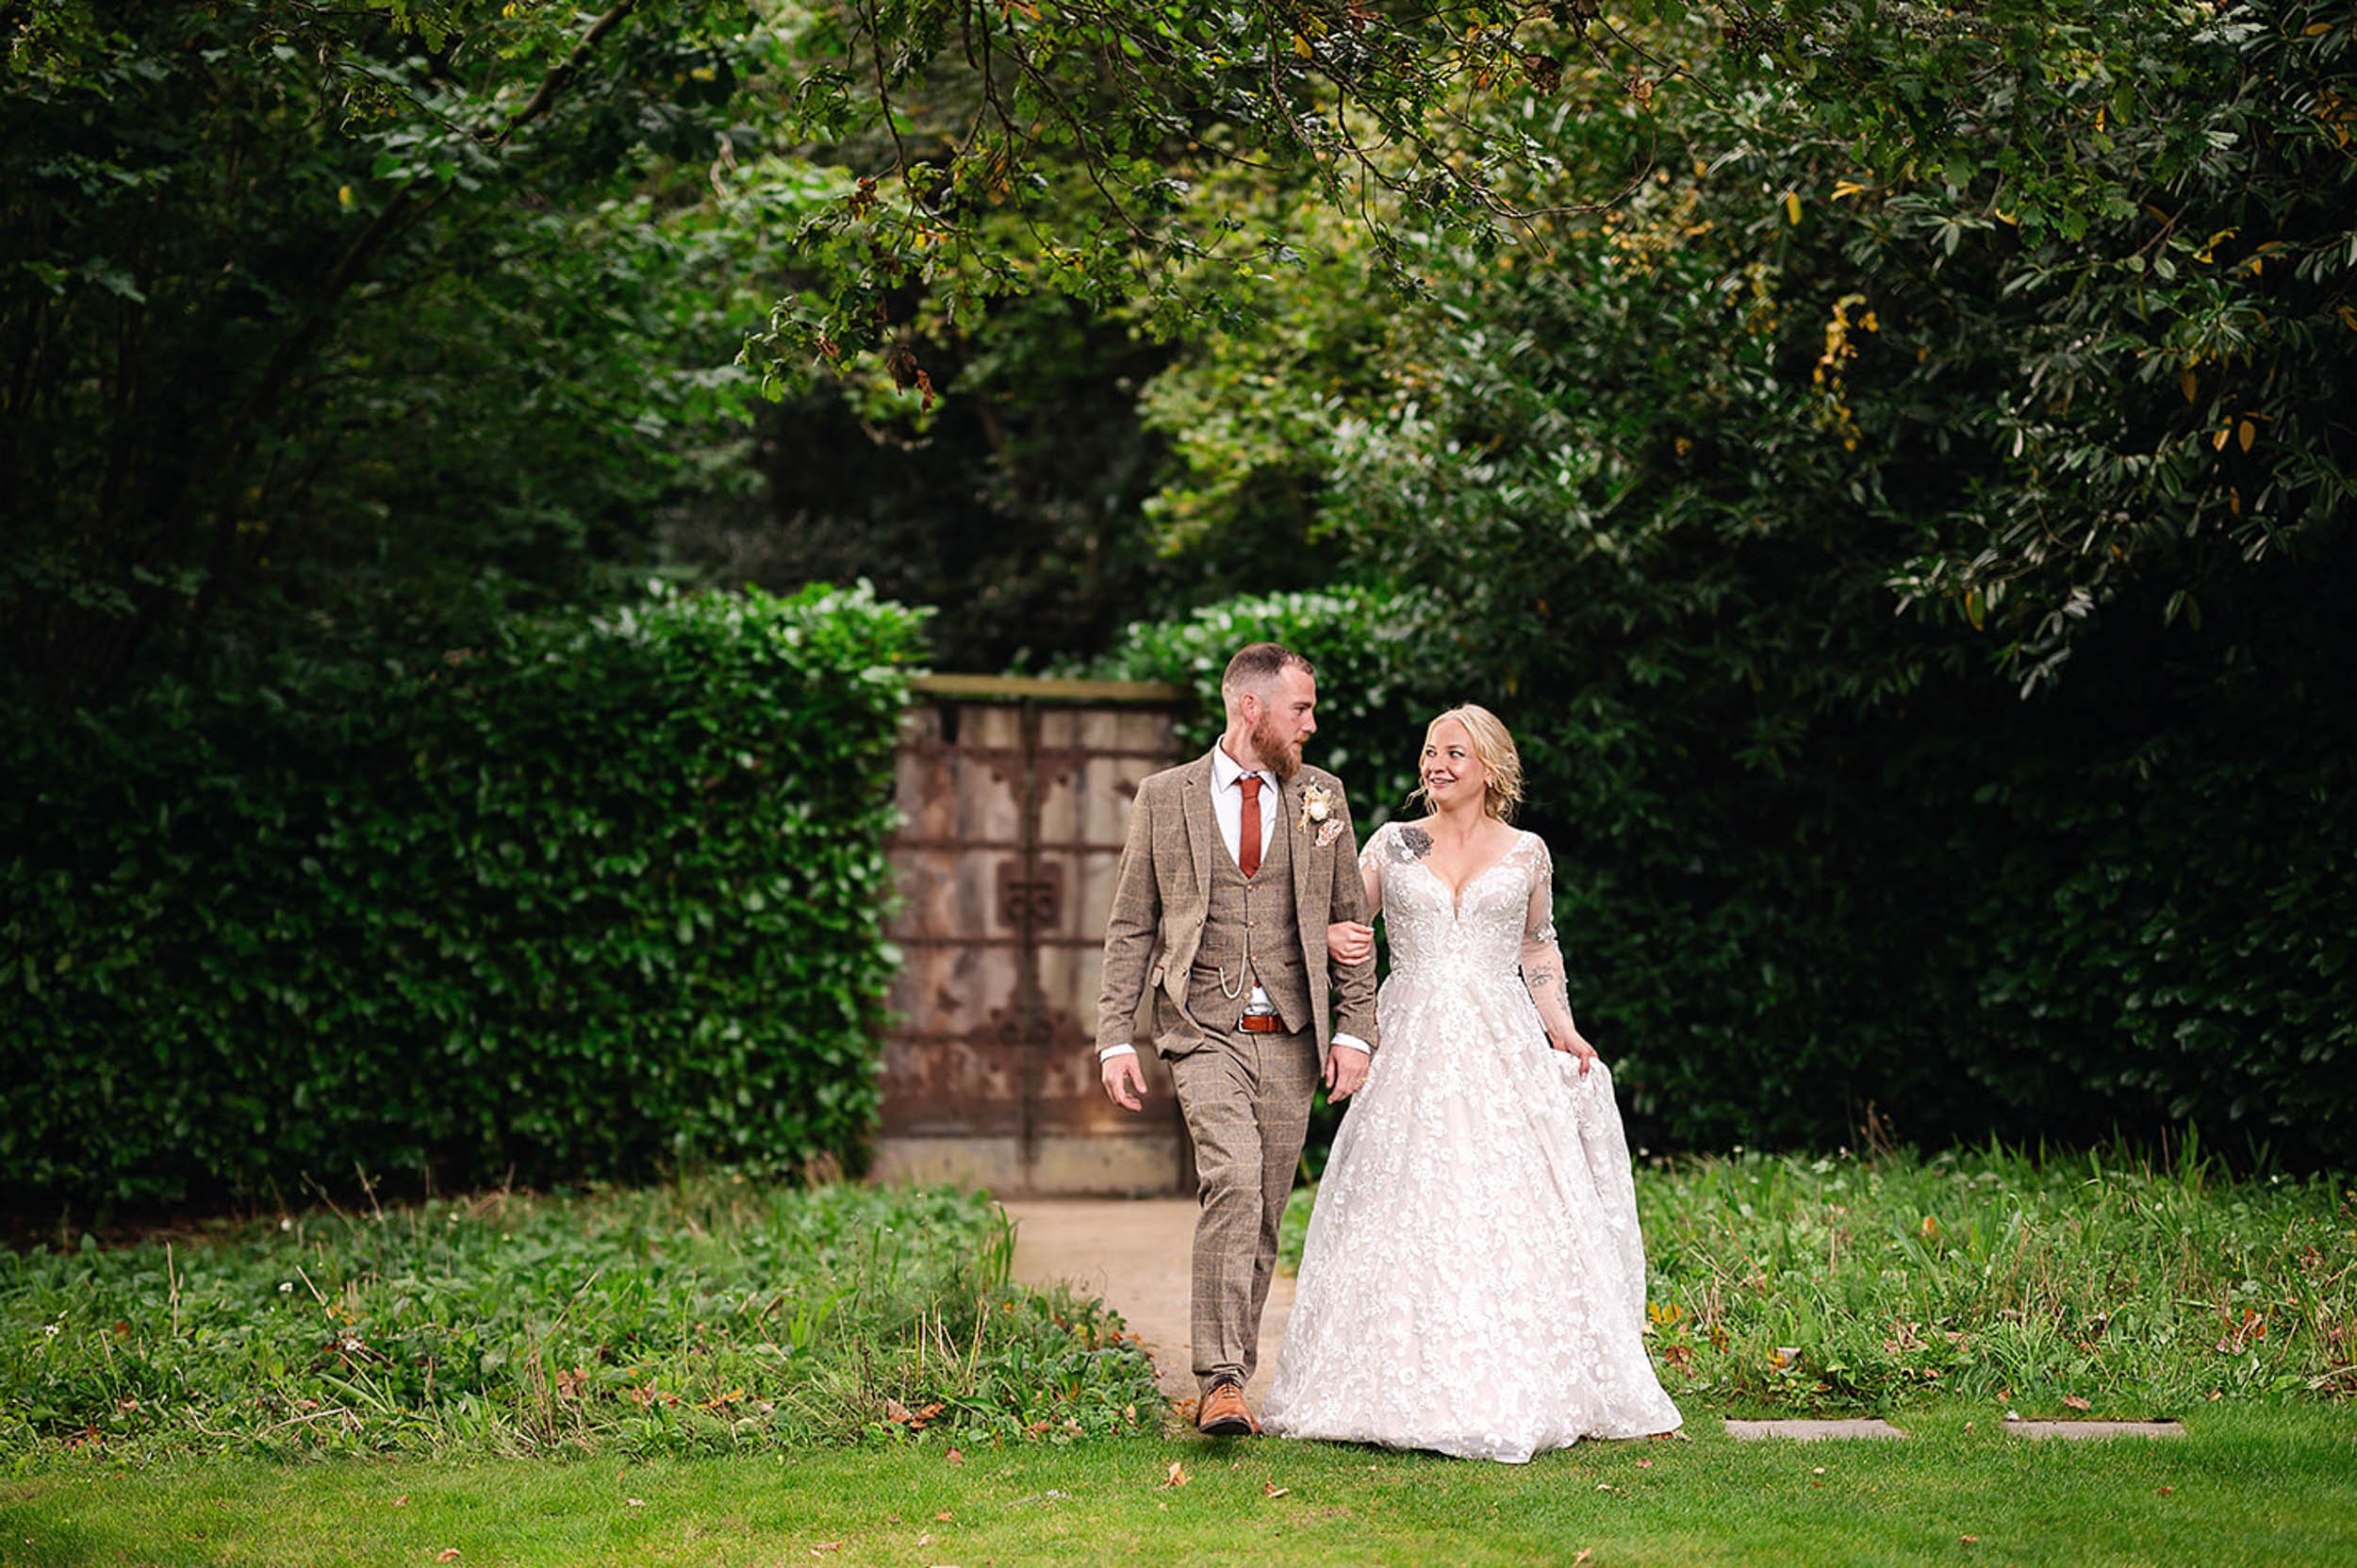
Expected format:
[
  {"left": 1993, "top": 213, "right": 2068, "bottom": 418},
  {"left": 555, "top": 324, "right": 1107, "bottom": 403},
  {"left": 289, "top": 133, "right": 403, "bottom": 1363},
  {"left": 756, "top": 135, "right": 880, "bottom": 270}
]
[
  {"left": 1784, "top": 191, "right": 1802, "bottom": 225},
  {"left": 2212, "top": 426, "right": 2232, "bottom": 452},
  {"left": 2237, "top": 419, "right": 2256, "bottom": 453},
  {"left": 1163, "top": 1461, "right": 1190, "bottom": 1488},
  {"left": 2062, "top": 1394, "right": 2092, "bottom": 1411},
  {"left": 2181, "top": 371, "right": 2199, "bottom": 404},
  {"left": 338, "top": 185, "right": 354, "bottom": 208},
  {"left": 1832, "top": 179, "right": 1869, "bottom": 201},
  {"left": 1293, "top": 33, "right": 1311, "bottom": 58},
  {"left": 1263, "top": 1482, "right": 1290, "bottom": 1498}
]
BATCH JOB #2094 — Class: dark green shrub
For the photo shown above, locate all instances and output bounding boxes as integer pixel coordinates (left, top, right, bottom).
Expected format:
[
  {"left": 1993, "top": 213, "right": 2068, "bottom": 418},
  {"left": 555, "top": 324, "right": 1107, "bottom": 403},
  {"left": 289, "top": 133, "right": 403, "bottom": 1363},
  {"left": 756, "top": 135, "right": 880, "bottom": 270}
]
[
  {"left": 1090, "top": 566, "right": 2356, "bottom": 1173},
  {"left": 1, "top": 584, "right": 928, "bottom": 1207}
]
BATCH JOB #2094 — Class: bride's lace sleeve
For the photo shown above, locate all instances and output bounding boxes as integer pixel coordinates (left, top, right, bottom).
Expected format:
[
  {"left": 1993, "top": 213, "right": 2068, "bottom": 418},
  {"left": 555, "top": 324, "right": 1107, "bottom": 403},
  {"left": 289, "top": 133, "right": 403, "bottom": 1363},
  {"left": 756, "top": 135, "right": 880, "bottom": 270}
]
[
  {"left": 1358, "top": 821, "right": 1388, "bottom": 918},
  {"left": 1518, "top": 834, "right": 1578, "bottom": 1040}
]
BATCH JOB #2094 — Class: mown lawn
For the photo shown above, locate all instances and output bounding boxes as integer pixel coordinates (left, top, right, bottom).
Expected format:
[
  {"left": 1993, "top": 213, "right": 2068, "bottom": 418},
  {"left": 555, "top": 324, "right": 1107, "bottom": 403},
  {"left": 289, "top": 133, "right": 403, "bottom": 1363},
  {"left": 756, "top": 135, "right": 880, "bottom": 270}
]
[{"left": 7, "top": 1404, "right": 2354, "bottom": 1567}]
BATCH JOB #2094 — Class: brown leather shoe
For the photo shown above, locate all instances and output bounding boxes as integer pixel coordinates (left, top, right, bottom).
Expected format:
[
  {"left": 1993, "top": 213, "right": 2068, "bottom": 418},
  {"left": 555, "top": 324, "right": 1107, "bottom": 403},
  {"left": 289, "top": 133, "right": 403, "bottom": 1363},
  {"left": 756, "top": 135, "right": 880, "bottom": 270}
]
[{"left": 1196, "top": 1380, "right": 1257, "bottom": 1436}]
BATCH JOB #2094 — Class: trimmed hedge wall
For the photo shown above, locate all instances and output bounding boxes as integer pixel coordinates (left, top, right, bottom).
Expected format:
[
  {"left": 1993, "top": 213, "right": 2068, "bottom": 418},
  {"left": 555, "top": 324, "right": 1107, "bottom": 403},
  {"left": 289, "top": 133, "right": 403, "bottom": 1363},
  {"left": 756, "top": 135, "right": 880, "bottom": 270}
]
[
  {"left": 1090, "top": 571, "right": 2355, "bottom": 1172},
  {"left": 1, "top": 585, "right": 927, "bottom": 1206}
]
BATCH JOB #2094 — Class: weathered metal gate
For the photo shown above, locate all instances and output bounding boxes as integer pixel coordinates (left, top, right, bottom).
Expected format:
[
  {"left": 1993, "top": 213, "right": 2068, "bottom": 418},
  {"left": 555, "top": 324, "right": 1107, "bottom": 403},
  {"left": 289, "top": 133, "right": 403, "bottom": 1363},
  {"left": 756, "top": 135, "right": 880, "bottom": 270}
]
[{"left": 873, "top": 674, "right": 1192, "bottom": 1195}]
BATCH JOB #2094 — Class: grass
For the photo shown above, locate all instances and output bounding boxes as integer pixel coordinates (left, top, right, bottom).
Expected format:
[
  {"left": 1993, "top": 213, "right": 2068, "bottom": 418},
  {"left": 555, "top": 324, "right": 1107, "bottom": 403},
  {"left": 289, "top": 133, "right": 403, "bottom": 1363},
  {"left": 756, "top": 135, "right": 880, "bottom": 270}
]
[
  {"left": 1284, "top": 1144, "right": 2357, "bottom": 1419},
  {"left": 5, "top": 1147, "right": 2354, "bottom": 1561},
  {"left": 5, "top": 1404, "right": 2354, "bottom": 1566},
  {"left": 0, "top": 1180, "right": 1160, "bottom": 1462}
]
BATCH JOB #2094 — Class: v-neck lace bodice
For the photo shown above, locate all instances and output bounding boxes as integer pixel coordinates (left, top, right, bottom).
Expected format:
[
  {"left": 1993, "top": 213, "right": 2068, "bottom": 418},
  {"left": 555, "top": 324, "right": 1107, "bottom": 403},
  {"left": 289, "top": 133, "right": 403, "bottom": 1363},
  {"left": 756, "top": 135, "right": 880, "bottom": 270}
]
[{"left": 1372, "top": 823, "right": 1548, "bottom": 985}]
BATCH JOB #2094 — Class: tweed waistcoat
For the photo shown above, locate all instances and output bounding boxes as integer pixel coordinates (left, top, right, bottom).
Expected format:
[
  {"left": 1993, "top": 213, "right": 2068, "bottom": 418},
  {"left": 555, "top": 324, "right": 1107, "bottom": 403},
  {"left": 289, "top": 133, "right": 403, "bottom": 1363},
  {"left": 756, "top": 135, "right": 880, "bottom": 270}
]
[{"left": 1184, "top": 779, "right": 1311, "bottom": 1032}]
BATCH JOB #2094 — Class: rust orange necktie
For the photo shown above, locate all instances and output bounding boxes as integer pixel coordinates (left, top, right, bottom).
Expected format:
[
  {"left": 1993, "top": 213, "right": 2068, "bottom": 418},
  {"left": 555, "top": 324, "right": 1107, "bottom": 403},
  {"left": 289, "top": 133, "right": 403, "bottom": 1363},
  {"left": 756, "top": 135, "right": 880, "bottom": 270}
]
[{"left": 1238, "top": 774, "right": 1262, "bottom": 879}]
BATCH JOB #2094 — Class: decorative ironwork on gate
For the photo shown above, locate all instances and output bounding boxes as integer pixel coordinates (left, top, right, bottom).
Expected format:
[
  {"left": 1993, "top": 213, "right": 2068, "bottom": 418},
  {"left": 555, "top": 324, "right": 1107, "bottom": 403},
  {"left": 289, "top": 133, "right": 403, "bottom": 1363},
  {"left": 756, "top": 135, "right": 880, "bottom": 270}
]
[{"left": 874, "top": 674, "right": 1191, "bottom": 1194}]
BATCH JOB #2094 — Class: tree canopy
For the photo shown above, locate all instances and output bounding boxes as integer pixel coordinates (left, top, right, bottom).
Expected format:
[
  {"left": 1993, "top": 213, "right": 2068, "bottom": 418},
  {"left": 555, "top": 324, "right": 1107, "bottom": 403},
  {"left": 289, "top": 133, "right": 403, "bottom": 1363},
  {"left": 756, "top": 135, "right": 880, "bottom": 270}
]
[{"left": 17, "top": 1, "right": 2341, "bottom": 699}]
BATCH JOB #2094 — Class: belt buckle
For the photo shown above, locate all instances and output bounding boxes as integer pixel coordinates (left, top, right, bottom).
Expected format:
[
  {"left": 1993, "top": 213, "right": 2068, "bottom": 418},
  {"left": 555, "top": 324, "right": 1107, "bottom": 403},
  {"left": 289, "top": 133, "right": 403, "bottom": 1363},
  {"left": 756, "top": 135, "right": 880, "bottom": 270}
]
[{"left": 1240, "top": 1008, "right": 1279, "bottom": 1033}]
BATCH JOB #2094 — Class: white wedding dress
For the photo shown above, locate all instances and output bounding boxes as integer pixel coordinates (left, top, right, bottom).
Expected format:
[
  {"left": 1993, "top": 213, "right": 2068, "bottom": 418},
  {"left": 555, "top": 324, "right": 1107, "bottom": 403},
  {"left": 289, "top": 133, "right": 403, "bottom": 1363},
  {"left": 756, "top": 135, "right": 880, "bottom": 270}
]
[{"left": 1261, "top": 822, "right": 1682, "bottom": 1462}]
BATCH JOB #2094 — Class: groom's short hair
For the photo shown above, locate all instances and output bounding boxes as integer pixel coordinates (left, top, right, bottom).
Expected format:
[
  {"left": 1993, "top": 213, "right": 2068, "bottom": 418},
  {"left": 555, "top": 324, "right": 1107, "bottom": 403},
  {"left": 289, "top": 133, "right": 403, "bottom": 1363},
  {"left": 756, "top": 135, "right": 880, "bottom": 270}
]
[{"left": 1222, "top": 642, "right": 1314, "bottom": 697}]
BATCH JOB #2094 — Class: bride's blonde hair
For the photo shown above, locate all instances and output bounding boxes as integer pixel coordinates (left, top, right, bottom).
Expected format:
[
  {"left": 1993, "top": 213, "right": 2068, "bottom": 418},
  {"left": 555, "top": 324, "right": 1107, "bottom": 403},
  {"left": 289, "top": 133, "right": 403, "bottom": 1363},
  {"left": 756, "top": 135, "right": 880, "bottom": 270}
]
[{"left": 1407, "top": 703, "right": 1524, "bottom": 822}]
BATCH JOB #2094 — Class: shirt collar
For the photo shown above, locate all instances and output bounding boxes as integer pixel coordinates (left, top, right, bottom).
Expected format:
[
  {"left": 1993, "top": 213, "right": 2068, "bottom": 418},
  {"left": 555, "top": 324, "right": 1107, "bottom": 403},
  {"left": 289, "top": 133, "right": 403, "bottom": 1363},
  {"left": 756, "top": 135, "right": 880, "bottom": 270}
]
[{"left": 1211, "top": 743, "right": 1270, "bottom": 792}]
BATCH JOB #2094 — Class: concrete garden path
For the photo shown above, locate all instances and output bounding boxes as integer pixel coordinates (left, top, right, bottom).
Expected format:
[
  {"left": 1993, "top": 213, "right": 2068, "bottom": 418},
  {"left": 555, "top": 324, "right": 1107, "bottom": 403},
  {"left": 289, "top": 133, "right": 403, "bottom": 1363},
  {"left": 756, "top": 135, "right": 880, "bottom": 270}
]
[
  {"left": 999, "top": 1196, "right": 2188, "bottom": 1444},
  {"left": 1000, "top": 1197, "right": 1284, "bottom": 1412}
]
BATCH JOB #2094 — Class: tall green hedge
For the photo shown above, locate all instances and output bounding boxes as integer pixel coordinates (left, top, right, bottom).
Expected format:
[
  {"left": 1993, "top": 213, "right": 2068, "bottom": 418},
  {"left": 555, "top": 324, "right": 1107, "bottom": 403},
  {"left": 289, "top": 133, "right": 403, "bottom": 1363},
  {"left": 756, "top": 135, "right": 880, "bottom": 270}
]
[
  {"left": 1, "top": 585, "right": 928, "bottom": 1207},
  {"left": 1091, "top": 569, "right": 2355, "bottom": 1173}
]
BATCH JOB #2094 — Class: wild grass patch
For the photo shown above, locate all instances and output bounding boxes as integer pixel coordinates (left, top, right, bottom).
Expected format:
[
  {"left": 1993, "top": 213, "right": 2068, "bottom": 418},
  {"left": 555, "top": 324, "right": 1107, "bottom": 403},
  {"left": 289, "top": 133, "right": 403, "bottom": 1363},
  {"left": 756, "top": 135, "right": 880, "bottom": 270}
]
[
  {"left": 0, "top": 1180, "right": 1160, "bottom": 1465},
  {"left": 1287, "top": 1145, "right": 2355, "bottom": 1417}
]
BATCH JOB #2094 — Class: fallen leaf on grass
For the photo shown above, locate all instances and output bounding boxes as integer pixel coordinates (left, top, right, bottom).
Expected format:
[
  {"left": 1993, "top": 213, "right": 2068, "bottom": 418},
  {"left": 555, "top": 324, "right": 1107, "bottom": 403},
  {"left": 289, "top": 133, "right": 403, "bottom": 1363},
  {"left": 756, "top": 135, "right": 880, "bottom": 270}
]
[
  {"left": 391, "top": 1496, "right": 408, "bottom": 1508},
  {"left": 1262, "top": 1483, "right": 1289, "bottom": 1499},
  {"left": 1811, "top": 1466, "right": 1827, "bottom": 1476},
  {"left": 1573, "top": 1553, "right": 1592, "bottom": 1567},
  {"left": 436, "top": 1553, "right": 461, "bottom": 1563},
  {"left": 1635, "top": 1459, "right": 1653, "bottom": 1468},
  {"left": 2062, "top": 1395, "right": 2092, "bottom": 1411},
  {"left": 1960, "top": 1536, "right": 1979, "bottom": 1544},
  {"left": 2156, "top": 1486, "right": 2176, "bottom": 1495},
  {"left": 810, "top": 1544, "right": 842, "bottom": 1555},
  {"left": 945, "top": 1448, "right": 964, "bottom": 1465},
  {"left": 625, "top": 1499, "right": 646, "bottom": 1509},
  {"left": 1595, "top": 1482, "right": 1618, "bottom": 1493},
  {"left": 1162, "top": 1461, "right": 1189, "bottom": 1489},
  {"left": 933, "top": 1510, "right": 953, "bottom": 1522}
]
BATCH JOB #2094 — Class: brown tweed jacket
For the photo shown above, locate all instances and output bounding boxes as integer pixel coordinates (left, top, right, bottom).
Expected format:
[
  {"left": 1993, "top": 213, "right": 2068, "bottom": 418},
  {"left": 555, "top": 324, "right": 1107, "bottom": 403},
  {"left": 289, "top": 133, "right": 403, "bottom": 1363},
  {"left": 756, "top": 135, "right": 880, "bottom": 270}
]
[{"left": 1095, "top": 751, "right": 1378, "bottom": 1065}]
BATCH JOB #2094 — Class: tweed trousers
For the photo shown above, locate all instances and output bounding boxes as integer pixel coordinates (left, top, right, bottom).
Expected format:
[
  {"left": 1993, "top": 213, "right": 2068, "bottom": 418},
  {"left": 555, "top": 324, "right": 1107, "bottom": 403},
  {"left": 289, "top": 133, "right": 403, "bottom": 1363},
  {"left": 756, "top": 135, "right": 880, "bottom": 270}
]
[{"left": 1165, "top": 1015, "right": 1322, "bottom": 1397}]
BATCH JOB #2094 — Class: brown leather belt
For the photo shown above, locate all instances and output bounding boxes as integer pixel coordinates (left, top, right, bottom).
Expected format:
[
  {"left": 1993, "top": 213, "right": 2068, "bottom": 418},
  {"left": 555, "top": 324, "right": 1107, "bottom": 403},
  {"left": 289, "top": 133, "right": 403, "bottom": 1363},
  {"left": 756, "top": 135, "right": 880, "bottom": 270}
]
[{"left": 1238, "top": 1013, "right": 1282, "bottom": 1033}]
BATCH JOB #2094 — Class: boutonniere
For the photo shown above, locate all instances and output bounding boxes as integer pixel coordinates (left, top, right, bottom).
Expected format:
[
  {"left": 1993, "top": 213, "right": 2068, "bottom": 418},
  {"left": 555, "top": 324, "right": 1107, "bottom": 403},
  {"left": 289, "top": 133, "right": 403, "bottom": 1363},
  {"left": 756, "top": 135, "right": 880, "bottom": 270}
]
[{"left": 1297, "top": 784, "right": 1344, "bottom": 847}]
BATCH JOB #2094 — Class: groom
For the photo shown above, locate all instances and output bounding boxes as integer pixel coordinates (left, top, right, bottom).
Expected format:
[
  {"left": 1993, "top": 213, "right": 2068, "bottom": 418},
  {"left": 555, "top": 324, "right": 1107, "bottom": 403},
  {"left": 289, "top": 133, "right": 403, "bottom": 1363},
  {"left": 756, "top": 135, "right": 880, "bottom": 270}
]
[{"left": 1096, "top": 642, "right": 1377, "bottom": 1436}]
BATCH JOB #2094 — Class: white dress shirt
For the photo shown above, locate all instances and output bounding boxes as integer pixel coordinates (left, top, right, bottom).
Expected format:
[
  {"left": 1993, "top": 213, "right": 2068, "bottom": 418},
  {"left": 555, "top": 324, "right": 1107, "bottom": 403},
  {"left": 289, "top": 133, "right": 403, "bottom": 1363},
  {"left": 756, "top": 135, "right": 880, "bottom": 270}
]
[{"left": 1101, "top": 743, "right": 1370, "bottom": 1063}]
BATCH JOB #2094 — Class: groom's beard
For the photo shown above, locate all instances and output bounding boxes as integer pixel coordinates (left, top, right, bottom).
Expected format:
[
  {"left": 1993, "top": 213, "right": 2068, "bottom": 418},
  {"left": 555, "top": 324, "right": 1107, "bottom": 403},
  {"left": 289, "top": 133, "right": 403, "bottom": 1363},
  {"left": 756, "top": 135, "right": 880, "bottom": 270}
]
[{"left": 1252, "top": 712, "right": 1303, "bottom": 782}]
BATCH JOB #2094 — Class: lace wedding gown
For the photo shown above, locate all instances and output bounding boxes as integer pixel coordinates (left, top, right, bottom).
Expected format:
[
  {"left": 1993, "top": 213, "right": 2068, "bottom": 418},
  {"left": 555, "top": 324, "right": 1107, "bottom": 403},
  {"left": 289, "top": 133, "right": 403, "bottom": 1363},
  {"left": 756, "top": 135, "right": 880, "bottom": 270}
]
[{"left": 1261, "top": 822, "right": 1681, "bottom": 1462}]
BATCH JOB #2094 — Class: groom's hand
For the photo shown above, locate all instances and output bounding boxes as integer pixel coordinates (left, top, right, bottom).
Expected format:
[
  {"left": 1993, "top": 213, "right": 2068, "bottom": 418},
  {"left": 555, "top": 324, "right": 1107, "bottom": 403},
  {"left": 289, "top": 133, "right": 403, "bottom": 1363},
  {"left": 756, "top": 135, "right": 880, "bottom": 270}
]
[
  {"left": 1324, "top": 1047, "right": 1369, "bottom": 1102},
  {"left": 1101, "top": 1052, "right": 1147, "bottom": 1112}
]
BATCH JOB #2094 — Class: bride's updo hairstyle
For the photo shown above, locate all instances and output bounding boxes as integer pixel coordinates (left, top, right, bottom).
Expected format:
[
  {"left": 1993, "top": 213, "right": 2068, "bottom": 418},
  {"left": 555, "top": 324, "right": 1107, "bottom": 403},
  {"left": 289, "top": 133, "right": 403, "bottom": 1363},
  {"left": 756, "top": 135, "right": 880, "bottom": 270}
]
[{"left": 1409, "top": 703, "right": 1525, "bottom": 822}]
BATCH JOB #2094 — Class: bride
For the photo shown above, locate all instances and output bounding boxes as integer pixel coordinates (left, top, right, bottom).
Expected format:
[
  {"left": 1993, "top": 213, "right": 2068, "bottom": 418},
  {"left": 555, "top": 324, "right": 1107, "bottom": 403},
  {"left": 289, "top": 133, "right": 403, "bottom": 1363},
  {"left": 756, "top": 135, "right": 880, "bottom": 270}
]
[{"left": 1260, "top": 704, "right": 1682, "bottom": 1462}]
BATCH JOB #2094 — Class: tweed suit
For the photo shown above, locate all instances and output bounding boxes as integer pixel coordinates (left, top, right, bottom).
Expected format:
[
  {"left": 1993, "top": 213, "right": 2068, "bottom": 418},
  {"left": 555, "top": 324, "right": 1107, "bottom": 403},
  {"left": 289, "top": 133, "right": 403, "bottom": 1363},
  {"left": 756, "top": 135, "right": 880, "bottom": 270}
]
[{"left": 1096, "top": 750, "right": 1377, "bottom": 1395}]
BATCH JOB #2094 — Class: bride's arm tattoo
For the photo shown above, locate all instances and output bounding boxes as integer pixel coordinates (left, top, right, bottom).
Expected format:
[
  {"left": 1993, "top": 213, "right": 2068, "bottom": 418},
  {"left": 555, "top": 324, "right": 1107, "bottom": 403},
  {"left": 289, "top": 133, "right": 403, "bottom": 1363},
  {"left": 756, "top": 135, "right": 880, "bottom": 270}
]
[{"left": 1396, "top": 825, "right": 1433, "bottom": 860}]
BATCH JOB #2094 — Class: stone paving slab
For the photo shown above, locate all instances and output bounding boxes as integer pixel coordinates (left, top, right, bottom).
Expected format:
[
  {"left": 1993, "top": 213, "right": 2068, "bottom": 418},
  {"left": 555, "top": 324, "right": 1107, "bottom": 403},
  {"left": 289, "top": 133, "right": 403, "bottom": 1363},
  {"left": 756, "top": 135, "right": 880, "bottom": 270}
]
[
  {"left": 2004, "top": 1419, "right": 2187, "bottom": 1440},
  {"left": 1724, "top": 1418, "right": 1908, "bottom": 1442}
]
